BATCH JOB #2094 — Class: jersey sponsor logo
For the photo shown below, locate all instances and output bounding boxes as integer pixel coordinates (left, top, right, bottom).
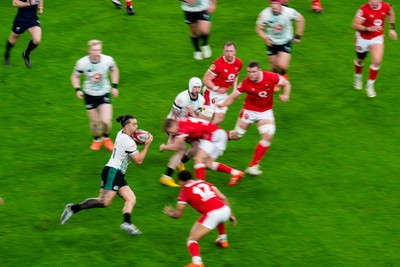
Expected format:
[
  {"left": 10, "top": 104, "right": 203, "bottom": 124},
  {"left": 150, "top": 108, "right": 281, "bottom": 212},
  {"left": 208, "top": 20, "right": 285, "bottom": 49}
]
[
  {"left": 258, "top": 91, "right": 268, "bottom": 98},
  {"left": 374, "top": 19, "right": 383, "bottom": 26},
  {"left": 92, "top": 73, "right": 102, "bottom": 82}
]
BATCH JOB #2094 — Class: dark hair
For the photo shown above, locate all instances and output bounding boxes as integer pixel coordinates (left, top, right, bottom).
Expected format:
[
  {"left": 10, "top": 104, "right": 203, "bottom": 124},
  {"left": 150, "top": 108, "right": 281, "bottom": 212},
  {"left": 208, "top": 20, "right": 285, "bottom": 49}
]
[
  {"left": 163, "top": 118, "right": 177, "bottom": 133},
  {"left": 178, "top": 170, "right": 193, "bottom": 182},
  {"left": 116, "top": 114, "right": 135, "bottom": 127},
  {"left": 223, "top": 41, "right": 236, "bottom": 49},
  {"left": 247, "top": 60, "right": 260, "bottom": 69}
]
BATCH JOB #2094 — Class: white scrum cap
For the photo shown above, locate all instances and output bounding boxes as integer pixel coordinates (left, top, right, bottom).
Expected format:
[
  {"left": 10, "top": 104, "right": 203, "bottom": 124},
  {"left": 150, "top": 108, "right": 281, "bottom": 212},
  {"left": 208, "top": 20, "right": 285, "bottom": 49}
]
[{"left": 188, "top": 77, "right": 202, "bottom": 92}]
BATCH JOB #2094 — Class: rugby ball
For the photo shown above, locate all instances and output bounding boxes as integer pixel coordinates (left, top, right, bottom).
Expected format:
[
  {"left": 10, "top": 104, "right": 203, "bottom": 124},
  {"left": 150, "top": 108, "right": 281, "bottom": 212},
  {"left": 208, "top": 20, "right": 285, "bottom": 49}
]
[{"left": 132, "top": 129, "right": 150, "bottom": 144}]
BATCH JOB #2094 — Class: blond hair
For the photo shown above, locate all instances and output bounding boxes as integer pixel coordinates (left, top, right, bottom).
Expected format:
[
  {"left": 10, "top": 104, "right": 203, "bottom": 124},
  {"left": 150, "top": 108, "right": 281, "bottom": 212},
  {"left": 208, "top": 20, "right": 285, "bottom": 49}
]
[{"left": 88, "top": 40, "right": 102, "bottom": 49}]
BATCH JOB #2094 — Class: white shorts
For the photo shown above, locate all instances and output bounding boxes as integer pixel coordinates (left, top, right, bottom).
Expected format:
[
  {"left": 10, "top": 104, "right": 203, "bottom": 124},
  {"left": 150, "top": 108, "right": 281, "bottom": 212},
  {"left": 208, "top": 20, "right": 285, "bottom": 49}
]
[
  {"left": 198, "top": 205, "right": 231, "bottom": 229},
  {"left": 354, "top": 32, "right": 384, "bottom": 53},
  {"left": 198, "top": 129, "right": 227, "bottom": 159},
  {"left": 239, "top": 108, "right": 275, "bottom": 124},
  {"left": 201, "top": 87, "right": 228, "bottom": 117}
]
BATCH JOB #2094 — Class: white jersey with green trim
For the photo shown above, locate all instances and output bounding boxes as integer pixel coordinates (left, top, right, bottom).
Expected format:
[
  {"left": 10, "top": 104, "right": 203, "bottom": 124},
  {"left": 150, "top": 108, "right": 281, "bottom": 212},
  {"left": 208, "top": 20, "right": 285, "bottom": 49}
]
[
  {"left": 181, "top": 0, "right": 210, "bottom": 12},
  {"left": 106, "top": 130, "right": 138, "bottom": 174},
  {"left": 74, "top": 54, "right": 116, "bottom": 96},
  {"left": 256, "top": 6, "right": 300, "bottom": 45}
]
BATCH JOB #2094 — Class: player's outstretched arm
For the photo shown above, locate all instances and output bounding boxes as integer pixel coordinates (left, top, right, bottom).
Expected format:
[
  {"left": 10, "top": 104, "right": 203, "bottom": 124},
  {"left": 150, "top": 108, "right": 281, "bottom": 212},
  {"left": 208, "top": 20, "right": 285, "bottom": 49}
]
[{"left": 164, "top": 204, "right": 185, "bottom": 219}]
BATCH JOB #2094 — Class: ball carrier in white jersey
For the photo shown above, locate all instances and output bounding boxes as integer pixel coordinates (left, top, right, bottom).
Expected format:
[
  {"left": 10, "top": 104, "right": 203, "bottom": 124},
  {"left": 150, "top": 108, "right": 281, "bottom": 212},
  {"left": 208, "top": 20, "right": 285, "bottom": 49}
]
[
  {"left": 71, "top": 40, "right": 120, "bottom": 151},
  {"left": 60, "top": 114, "right": 153, "bottom": 235},
  {"left": 256, "top": 0, "right": 304, "bottom": 90},
  {"left": 160, "top": 77, "right": 206, "bottom": 187}
]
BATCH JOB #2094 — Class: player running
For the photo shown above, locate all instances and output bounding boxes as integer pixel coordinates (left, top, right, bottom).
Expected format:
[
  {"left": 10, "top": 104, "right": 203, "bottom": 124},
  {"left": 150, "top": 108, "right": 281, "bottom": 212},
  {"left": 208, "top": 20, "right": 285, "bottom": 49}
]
[{"left": 164, "top": 170, "right": 237, "bottom": 267}]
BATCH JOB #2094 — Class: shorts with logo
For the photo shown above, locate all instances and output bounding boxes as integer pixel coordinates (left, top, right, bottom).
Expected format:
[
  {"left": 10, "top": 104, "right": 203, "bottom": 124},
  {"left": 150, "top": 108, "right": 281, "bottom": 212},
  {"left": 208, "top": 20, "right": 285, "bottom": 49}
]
[
  {"left": 202, "top": 87, "right": 228, "bottom": 117},
  {"left": 101, "top": 166, "right": 128, "bottom": 191},
  {"left": 354, "top": 32, "right": 384, "bottom": 53},
  {"left": 84, "top": 93, "right": 111, "bottom": 110},
  {"left": 239, "top": 108, "right": 275, "bottom": 124},
  {"left": 184, "top": 10, "right": 211, "bottom": 24},
  {"left": 12, "top": 17, "right": 40, "bottom": 34},
  {"left": 198, "top": 205, "right": 231, "bottom": 229},
  {"left": 266, "top": 41, "right": 292, "bottom": 56}
]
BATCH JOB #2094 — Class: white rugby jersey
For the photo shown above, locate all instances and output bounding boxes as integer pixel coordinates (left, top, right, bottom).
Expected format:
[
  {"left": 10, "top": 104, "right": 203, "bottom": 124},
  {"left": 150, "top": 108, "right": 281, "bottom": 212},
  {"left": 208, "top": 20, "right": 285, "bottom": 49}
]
[
  {"left": 106, "top": 130, "right": 138, "bottom": 174},
  {"left": 256, "top": 6, "right": 300, "bottom": 45},
  {"left": 167, "top": 90, "right": 205, "bottom": 120},
  {"left": 181, "top": 0, "right": 210, "bottom": 12},
  {"left": 73, "top": 54, "right": 116, "bottom": 96}
]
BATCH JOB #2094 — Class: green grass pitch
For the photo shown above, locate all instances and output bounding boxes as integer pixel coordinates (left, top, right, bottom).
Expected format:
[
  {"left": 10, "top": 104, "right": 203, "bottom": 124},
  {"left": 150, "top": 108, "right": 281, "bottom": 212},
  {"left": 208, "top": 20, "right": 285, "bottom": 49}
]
[{"left": 1, "top": 0, "right": 400, "bottom": 266}]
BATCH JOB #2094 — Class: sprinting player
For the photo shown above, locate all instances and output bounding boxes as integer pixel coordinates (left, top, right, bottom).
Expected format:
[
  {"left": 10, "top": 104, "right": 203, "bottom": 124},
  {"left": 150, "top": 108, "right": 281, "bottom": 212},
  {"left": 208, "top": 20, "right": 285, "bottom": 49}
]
[
  {"left": 160, "top": 77, "right": 205, "bottom": 187},
  {"left": 256, "top": 0, "right": 304, "bottom": 90},
  {"left": 281, "top": 0, "right": 324, "bottom": 13},
  {"left": 164, "top": 170, "right": 237, "bottom": 267},
  {"left": 201, "top": 41, "right": 242, "bottom": 125},
  {"left": 160, "top": 117, "right": 244, "bottom": 186},
  {"left": 180, "top": 0, "right": 217, "bottom": 60},
  {"left": 4, "top": 0, "right": 44, "bottom": 68},
  {"left": 60, "top": 115, "right": 153, "bottom": 235},
  {"left": 352, "top": 0, "right": 397, "bottom": 98},
  {"left": 111, "top": 0, "right": 135, "bottom": 15},
  {"left": 71, "top": 40, "right": 119, "bottom": 151},
  {"left": 218, "top": 61, "right": 290, "bottom": 176}
]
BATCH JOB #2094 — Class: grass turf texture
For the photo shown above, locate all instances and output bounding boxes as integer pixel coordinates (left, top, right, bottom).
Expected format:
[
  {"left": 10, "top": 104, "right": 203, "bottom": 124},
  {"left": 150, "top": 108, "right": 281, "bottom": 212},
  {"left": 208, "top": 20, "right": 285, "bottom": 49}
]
[{"left": 1, "top": 0, "right": 400, "bottom": 266}]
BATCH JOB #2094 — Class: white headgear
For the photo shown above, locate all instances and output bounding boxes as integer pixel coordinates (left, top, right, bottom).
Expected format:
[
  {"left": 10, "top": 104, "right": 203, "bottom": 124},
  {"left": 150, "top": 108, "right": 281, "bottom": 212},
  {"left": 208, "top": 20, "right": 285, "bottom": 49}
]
[{"left": 188, "top": 77, "right": 202, "bottom": 93}]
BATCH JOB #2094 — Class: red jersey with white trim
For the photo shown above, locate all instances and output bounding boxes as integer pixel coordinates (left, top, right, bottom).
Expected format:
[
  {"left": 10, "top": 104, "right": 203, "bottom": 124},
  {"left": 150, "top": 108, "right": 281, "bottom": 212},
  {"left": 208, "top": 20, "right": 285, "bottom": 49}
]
[
  {"left": 209, "top": 56, "right": 242, "bottom": 89},
  {"left": 356, "top": 2, "right": 391, "bottom": 39},
  {"left": 178, "top": 180, "right": 225, "bottom": 214},
  {"left": 176, "top": 117, "right": 220, "bottom": 141},
  {"left": 237, "top": 71, "right": 279, "bottom": 112}
]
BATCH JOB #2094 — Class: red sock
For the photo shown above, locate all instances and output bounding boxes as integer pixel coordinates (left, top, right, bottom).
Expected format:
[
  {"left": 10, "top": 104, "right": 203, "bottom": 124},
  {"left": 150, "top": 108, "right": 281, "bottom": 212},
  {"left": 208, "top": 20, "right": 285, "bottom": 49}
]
[
  {"left": 368, "top": 66, "right": 379, "bottom": 81},
  {"left": 187, "top": 241, "right": 200, "bottom": 257},
  {"left": 313, "top": 0, "right": 320, "bottom": 4},
  {"left": 194, "top": 164, "right": 206, "bottom": 180},
  {"left": 214, "top": 162, "right": 233, "bottom": 174},
  {"left": 217, "top": 223, "right": 226, "bottom": 235},
  {"left": 249, "top": 142, "right": 269, "bottom": 167},
  {"left": 126, "top": 0, "right": 132, "bottom": 7},
  {"left": 354, "top": 62, "right": 363, "bottom": 75}
]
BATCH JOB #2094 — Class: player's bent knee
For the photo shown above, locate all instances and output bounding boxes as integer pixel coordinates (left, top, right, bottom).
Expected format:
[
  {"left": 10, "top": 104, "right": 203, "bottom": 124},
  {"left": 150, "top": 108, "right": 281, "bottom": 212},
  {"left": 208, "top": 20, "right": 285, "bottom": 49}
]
[{"left": 258, "top": 123, "right": 276, "bottom": 136}]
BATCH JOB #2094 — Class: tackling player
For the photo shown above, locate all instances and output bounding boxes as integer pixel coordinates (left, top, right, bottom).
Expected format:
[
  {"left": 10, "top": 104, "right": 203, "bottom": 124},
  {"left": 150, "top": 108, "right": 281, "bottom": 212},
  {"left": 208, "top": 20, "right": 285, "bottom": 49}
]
[
  {"left": 164, "top": 170, "right": 237, "bottom": 267},
  {"left": 160, "top": 117, "right": 244, "bottom": 186}
]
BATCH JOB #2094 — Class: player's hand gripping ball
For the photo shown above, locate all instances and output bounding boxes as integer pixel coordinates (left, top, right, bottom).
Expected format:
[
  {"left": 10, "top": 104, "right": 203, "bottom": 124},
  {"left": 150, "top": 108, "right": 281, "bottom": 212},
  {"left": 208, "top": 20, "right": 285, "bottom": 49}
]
[{"left": 132, "top": 129, "right": 150, "bottom": 144}]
